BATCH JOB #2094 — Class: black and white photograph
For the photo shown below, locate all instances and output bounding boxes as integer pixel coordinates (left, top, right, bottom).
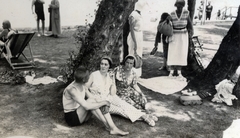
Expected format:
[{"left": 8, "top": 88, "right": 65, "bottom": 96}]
[{"left": 0, "top": 0, "right": 240, "bottom": 137}]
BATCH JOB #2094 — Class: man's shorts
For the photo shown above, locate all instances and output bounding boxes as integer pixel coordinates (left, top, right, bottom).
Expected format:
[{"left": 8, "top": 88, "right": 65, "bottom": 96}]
[{"left": 64, "top": 110, "right": 81, "bottom": 126}]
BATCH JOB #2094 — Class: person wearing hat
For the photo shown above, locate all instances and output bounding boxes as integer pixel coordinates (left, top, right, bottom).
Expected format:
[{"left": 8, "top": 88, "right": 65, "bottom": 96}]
[
  {"left": 85, "top": 56, "right": 158, "bottom": 127},
  {"left": 127, "top": 1, "right": 146, "bottom": 77},
  {"left": 167, "top": 0, "right": 194, "bottom": 80}
]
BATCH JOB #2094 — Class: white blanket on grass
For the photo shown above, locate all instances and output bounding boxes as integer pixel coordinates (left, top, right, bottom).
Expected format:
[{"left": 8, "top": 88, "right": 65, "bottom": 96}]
[{"left": 138, "top": 76, "right": 188, "bottom": 95}]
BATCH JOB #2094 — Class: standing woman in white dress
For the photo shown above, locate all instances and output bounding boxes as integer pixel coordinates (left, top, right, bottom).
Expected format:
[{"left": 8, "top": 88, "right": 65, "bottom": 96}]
[
  {"left": 127, "top": 1, "right": 146, "bottom": 77},
  {"left": 167, "top": 0, "right": 194, "bottom": 79}
]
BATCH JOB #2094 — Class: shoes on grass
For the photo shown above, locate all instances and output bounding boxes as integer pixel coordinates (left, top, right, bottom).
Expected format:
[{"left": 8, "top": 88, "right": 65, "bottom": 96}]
[{"left": 158, "top": 66, "right": 168, "bottom": 71}]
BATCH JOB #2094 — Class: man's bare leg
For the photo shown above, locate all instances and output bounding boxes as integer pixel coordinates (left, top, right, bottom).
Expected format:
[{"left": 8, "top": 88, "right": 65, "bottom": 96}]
[{"left": 41, "top": 20, "right": 45, "bottom": 35}]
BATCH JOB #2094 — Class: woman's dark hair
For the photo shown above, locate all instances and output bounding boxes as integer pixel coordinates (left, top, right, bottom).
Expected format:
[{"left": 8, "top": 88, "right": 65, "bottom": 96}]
[
  {"left": 160, "top": 12, "right": 170, "bottom": 23},
  {"left": 74, "top": 66, "right": 89, "bottom": 83},
  {"left": 122, "top": 55, "right": 135, "bottom": 67},
  {"left": 101, "top": 56, "right": 113, "bottom": 68}
]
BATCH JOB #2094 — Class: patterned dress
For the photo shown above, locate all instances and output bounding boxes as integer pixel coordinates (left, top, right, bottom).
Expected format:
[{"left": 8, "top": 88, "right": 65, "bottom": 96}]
[
  {"left": 115, "top": 66, "right": 146, "bottom": 110},
  {"left": 167, "top": 9, "right": 189, "bottom": 66}
]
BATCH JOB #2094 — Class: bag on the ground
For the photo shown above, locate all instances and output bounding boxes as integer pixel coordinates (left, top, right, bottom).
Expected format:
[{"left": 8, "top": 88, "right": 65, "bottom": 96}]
[
  {"left": 179, "top": 95, "right": 203, "bottom": 106},
  {"left": 150, "top": 47, "right": 158, "bottom": 55},
  {"left": 158, "top": 20, "right": 173, "bottom": 36},
  {"left": 134, "top": 54, "right": 142, "bottom": 69}
]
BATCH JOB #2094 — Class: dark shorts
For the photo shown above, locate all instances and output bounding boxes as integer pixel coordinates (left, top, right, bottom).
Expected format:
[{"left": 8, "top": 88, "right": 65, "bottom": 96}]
[
  {"left": 64, "top": 110, "right": 81, "bottom": 126},
  {"left": 36, "top": 11, "right": 45, "bottom": 21}
]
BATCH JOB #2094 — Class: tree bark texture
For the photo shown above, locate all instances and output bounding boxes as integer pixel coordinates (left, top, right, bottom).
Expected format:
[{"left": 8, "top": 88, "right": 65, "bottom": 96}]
[
  {"left": 189, "top": 6, "right": 240, "bottom": 93},
  {"left": 232, "top": 6, "right": 240, "bottom": 99},
  {"left": 74, "top": 0, "right": 136, "bottom": 72},
  {"left": 187, "top": 0, "right": 196, "bottom": 21}
]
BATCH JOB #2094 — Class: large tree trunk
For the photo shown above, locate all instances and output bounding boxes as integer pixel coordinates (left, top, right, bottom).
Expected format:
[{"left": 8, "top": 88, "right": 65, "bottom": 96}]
[
  {"left": 66, "top": 0, "right": 198, "bottom": 82},
  {"left": 188, "top": 6, "right": 240, "bottom": 95},
  {"left": 74, "top": 0, "right": 136, "bottom": 72}
]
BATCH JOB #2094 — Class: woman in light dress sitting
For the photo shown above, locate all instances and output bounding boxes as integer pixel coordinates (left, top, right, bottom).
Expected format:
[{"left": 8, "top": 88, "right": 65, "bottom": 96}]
[{"left": 85, "top": 56, "right": 158, "bottom": 127}]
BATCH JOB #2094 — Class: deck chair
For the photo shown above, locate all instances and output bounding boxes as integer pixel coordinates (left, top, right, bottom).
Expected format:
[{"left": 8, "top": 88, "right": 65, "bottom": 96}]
[
  {"left": 192, "top": 35, "right": 203, "bottom": 50},
  {"left": 0, "top": 32, "right": 35, "bottom": 69},
  {"left": 191, "top": 35, "right": 204, "bottom": 71}
]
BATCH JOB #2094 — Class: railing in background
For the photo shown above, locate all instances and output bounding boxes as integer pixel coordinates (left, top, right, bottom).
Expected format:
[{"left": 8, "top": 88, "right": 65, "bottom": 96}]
[{"left": 214, "top": 6, "right": 238, "bottom": 20}]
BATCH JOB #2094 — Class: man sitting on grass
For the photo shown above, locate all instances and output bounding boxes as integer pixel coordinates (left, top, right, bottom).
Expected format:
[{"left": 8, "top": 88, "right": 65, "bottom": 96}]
[{"left": 62, "top": 66, "right": 129, "bottom": 136}]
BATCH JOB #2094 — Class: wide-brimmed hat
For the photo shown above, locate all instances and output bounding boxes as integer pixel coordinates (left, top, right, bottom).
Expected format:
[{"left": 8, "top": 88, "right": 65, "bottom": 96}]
[
  {"left": 134, "top": 0, "right": 147, "bottom": 11},
  {"left": 174, "top": 0, "right": 185, "bottom": 7}
]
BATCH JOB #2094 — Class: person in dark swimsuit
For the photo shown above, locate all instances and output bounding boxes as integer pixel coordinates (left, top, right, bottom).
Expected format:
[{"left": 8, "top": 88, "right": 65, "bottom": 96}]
[{"left": 32, "top": 0, "right": 45, "bottom": 36}]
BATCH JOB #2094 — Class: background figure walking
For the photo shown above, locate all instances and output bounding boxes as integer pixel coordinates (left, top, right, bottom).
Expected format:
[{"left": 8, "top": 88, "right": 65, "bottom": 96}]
[
  {"left": 205, "top": 1, "right": 213, "bottom": 20},
  {"left": 32, "top": 0, "right": 45, "bottom": 37},
  {"left": 49, "top": 0, "right": 61, "bottom": 38}
]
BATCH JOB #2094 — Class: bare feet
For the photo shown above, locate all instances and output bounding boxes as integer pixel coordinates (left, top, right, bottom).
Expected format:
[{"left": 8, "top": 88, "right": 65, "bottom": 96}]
[
  {"left": 110, "top": 128, "right": 129, "bottom": 136},
  {"left": 149, "top": 114, "right": 158, "bottom": 122},
  {"left": 142, "top": 114, "right": 155, "bottom": 127}
]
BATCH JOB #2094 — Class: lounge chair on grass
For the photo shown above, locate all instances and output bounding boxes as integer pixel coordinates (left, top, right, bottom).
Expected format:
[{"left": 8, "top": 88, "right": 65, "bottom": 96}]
[{"left": 0, "top": 32, "right": 35, "bottom": 69}]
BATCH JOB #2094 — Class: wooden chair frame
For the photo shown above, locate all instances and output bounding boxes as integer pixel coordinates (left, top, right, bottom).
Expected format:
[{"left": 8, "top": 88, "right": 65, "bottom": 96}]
[{"left": 0, "top": 32, "right": 35, "bottom": 69}]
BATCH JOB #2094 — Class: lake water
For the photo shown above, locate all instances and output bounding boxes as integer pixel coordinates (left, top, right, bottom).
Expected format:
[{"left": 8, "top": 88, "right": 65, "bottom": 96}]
[{"left": 0, "top": 0, "right": 239, "bottom": 29}]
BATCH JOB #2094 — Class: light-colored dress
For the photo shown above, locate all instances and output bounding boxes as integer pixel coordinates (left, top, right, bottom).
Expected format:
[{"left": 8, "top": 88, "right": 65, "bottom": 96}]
[
  {"left": 127, "top": 10, "right": 143, "bottom": 77},
  {"left": 115, "top": 65, "right": 146, "bottom": 110},
  {"left": 87, "top": 70, "right": 145, "bottom": 122},
  {"left": 167, "top": 9, "right": 189, "bottom": 66},
  {"left": 50, "top": 0, "right": 61, "bottom": 35}
]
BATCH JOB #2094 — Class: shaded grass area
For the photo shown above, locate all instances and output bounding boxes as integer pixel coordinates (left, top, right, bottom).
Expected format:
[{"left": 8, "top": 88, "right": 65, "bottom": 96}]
[{"left": 1, "top": 24, "right": 240, "bottom": 138}]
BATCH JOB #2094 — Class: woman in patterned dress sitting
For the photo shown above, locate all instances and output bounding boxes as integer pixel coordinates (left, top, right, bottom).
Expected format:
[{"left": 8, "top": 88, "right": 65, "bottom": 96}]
[{"left": 115, "top": 55, "right": 147, "bottom": 110}]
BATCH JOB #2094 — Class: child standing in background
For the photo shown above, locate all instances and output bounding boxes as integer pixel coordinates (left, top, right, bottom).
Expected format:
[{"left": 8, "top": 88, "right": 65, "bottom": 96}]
[{"left": 154, "top": 12, "right": 171, "bottom": 71}]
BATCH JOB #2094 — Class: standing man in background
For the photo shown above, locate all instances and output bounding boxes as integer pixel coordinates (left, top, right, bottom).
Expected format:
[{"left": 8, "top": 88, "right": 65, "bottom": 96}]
[
  {"left": 32, "top": 0, "right": 45, "bottom": 37},
  {"left": 205, "top": 1, "right": 213, "bottom": 20}
]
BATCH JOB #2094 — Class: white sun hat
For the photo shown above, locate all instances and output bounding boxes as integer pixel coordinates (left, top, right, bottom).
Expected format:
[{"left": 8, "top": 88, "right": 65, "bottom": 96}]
[{"left": 134, "top": 0, "right": 148, "bottom": 11}]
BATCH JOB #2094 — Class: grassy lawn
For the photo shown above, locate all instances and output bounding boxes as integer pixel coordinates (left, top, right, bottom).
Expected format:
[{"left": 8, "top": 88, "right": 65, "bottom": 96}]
[{"left": 0, "top": 23, "right": 239, "bottom": 138}]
